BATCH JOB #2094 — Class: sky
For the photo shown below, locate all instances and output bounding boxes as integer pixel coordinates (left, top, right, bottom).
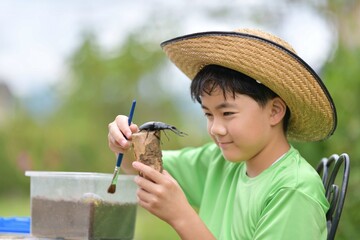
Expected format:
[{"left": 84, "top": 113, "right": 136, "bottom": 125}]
[{"left": 0, "top": 0, "right": 335, "bottom": 97}]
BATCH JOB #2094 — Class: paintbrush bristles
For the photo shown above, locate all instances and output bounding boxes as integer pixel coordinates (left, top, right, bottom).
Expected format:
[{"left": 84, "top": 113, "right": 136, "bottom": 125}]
[
  {"left": 107, "top": 184, "right": 116, "bottom": 194},
  {"left": 107, "top": 167, "right": 119, "bottom": 194}
]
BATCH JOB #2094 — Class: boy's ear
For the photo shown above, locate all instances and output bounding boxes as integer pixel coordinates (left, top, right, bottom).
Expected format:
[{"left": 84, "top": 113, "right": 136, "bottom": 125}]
[{"left": 269, "top": 97, "right": 287, "bottom": 126}]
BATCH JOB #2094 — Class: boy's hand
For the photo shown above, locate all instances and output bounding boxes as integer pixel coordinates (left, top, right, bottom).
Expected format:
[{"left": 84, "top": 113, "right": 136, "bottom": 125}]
[
  {"left": 132, "top": 161, "right": 216, "bottom": 240},
  {"left": 132, "top": 161, "right": 192, "bottom": 226},
  {"left": 108, "top": 115, "right": 139, "bottom": 154},
  {"left": 108, "top": 115, "right": 139, "bottom": 174}
]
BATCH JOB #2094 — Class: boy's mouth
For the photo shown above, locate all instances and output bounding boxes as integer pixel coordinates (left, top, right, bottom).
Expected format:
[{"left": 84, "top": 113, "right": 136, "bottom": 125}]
[{"left": 217, "top": 141, "right": 233, "bottom": 148}]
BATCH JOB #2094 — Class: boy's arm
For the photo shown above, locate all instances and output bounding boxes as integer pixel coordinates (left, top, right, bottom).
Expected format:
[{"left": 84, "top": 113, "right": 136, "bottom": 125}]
[
  {"left": 254, "top": 188, "right": 328, "bottom": 240},
  {"left": 170, "top": 207, "right": 216, "bottom": 240},
  {"left": 132, "top": 161, "right": 216, "bottom": 240}
]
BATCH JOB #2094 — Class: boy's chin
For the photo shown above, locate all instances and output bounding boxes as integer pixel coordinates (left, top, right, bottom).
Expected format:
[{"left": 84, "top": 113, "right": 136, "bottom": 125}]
[{"left": 222, "top": 152, "right": 245, "bottom": 163}]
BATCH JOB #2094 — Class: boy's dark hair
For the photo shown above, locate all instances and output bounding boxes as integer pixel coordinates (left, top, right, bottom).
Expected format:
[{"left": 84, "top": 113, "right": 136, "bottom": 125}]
[{"left": 190, "top": 64, "right": 291, "bottom": 132}]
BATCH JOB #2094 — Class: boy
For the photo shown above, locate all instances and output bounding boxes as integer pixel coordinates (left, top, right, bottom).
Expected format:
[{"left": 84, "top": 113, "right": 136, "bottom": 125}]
[{"left": 107, "top": 28, "right": 337, "bottom": 239}]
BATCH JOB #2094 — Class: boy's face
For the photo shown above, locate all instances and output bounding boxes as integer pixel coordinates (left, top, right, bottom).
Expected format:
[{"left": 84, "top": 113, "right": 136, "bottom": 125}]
[{"left": 201, "top": 87, "right": 275, "bottom": 163}]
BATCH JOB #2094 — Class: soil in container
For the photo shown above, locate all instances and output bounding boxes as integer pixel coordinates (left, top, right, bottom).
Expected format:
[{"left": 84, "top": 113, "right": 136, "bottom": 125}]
[{"left": 31, "top": 197, "right": 137, "bottom": 240}]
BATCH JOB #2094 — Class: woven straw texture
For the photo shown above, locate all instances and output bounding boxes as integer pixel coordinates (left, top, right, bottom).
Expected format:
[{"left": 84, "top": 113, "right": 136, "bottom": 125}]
[{"left": 161, "top": 29, "right": 336, "bottom": 142}]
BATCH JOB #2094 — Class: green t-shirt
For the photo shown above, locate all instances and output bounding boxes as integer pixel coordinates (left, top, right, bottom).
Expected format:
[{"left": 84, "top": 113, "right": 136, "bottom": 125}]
[{"left": 163, "top": 143, "right": 329, "bottom": 239}]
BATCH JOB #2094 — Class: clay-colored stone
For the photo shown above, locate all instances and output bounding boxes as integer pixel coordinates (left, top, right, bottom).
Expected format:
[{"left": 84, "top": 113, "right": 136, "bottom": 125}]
[{"left": 132, "top": 131, "right": 163, "bottom": 176}]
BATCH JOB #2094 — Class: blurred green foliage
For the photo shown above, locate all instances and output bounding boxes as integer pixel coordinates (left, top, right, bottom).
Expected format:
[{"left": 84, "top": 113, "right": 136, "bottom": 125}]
[
  {"left": 290, "top": 43, "right": 360, "bottom": 239},
  {"left": 315, "top": 43, "right": 360, "bottom": 240},
  {"left": 0, "top": 28, "right": 206, "bottom": 192},
  {"left": 0, "top": 26, "right": 205, "bottom": 239},
  {"left": 1, "top": 5, "right": 359, "bottom": 240}
]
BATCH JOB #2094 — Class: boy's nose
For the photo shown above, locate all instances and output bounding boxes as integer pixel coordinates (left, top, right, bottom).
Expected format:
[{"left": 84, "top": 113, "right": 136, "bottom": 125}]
[{"left": 209, "top": 120, "right": 227, "bottom": 136}]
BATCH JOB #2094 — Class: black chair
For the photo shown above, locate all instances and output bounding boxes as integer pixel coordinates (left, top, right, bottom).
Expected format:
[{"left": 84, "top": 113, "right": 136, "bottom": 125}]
[{"left": 316, "top": 153, "right": 350, "bottom": 240}]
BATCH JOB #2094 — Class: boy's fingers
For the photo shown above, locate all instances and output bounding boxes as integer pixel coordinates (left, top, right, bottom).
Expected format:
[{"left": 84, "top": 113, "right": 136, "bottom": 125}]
[
  {"left": 132, "top": 161, "right": 163, "bottom": 183},
  {"left": 134, "top": 175, "right": 155, "bottom": 193},
  {"left": 108, "top": 134, "right": 120, "bottom": 151},
  {"left": 108, "top": 122, "right": 129, "bottom": 148},
  {"left": 115, "top": 115, "right": 133, "bottom": 139},
  {"left": 137, "top": 188, "right": 153, "bottom": 203},
  {"left": 130, "top": 123, "right": 139, "bottom": 133}
]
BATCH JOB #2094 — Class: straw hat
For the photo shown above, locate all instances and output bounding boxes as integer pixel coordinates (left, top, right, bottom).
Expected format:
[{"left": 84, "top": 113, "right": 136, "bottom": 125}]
[{"left": 161, "top": 28, "right": 337, "bottom": 142}]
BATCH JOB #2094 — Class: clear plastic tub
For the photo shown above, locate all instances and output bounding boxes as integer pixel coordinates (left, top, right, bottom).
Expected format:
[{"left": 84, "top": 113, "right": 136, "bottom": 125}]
[{"left": 26, "top": 171, "right": 137, "bottom": 240}]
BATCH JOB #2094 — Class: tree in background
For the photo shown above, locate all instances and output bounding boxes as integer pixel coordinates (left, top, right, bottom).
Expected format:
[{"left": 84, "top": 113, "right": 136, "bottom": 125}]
[
  {"left": 288, "top": 1, "right": 360, "bottom": 239},
  {"left": 0, "top": 26, "right": 206, "bottom": 193}
]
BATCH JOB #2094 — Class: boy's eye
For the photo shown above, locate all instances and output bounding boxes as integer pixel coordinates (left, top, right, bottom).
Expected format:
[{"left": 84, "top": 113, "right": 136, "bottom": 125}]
[
  {"left": 223, "top": 112, "right": 234, "bottom": 116},
  {"left": 204, "top": 112, "right": 213, "bottom": 117}
]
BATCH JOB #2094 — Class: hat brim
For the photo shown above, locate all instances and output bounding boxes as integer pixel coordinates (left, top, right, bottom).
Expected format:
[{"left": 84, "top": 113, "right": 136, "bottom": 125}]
[{"left": 161, "top": 31, "right": 337, "bottom": 142}]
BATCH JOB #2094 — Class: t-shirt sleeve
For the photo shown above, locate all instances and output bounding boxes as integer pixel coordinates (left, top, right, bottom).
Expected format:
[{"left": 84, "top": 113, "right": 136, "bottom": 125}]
[
  {"left": 253, "top": 188, "right": 328, "bottom": 240},
  {"left": 162, "top": 143, "right": 217, "bottom": 208}
]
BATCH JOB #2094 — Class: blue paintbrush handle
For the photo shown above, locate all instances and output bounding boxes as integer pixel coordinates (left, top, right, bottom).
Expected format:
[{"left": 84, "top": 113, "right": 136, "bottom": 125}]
[
  {"left": 116, "top": 154, "right": 124, "bottom": 168},
  {"left": 116, "top": 100, "right": 136, "bottom": 167}
]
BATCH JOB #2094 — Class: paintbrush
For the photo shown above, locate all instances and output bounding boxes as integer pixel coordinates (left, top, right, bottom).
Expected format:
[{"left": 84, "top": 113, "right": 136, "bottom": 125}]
[{"left": 107, "top": 100, "right": 136, "bottom": 194}]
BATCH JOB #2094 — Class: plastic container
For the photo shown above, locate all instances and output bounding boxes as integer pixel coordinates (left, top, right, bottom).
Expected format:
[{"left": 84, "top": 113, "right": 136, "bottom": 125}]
[{"left": 25, "top": 171, "right": 137, "bottom": 240}]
